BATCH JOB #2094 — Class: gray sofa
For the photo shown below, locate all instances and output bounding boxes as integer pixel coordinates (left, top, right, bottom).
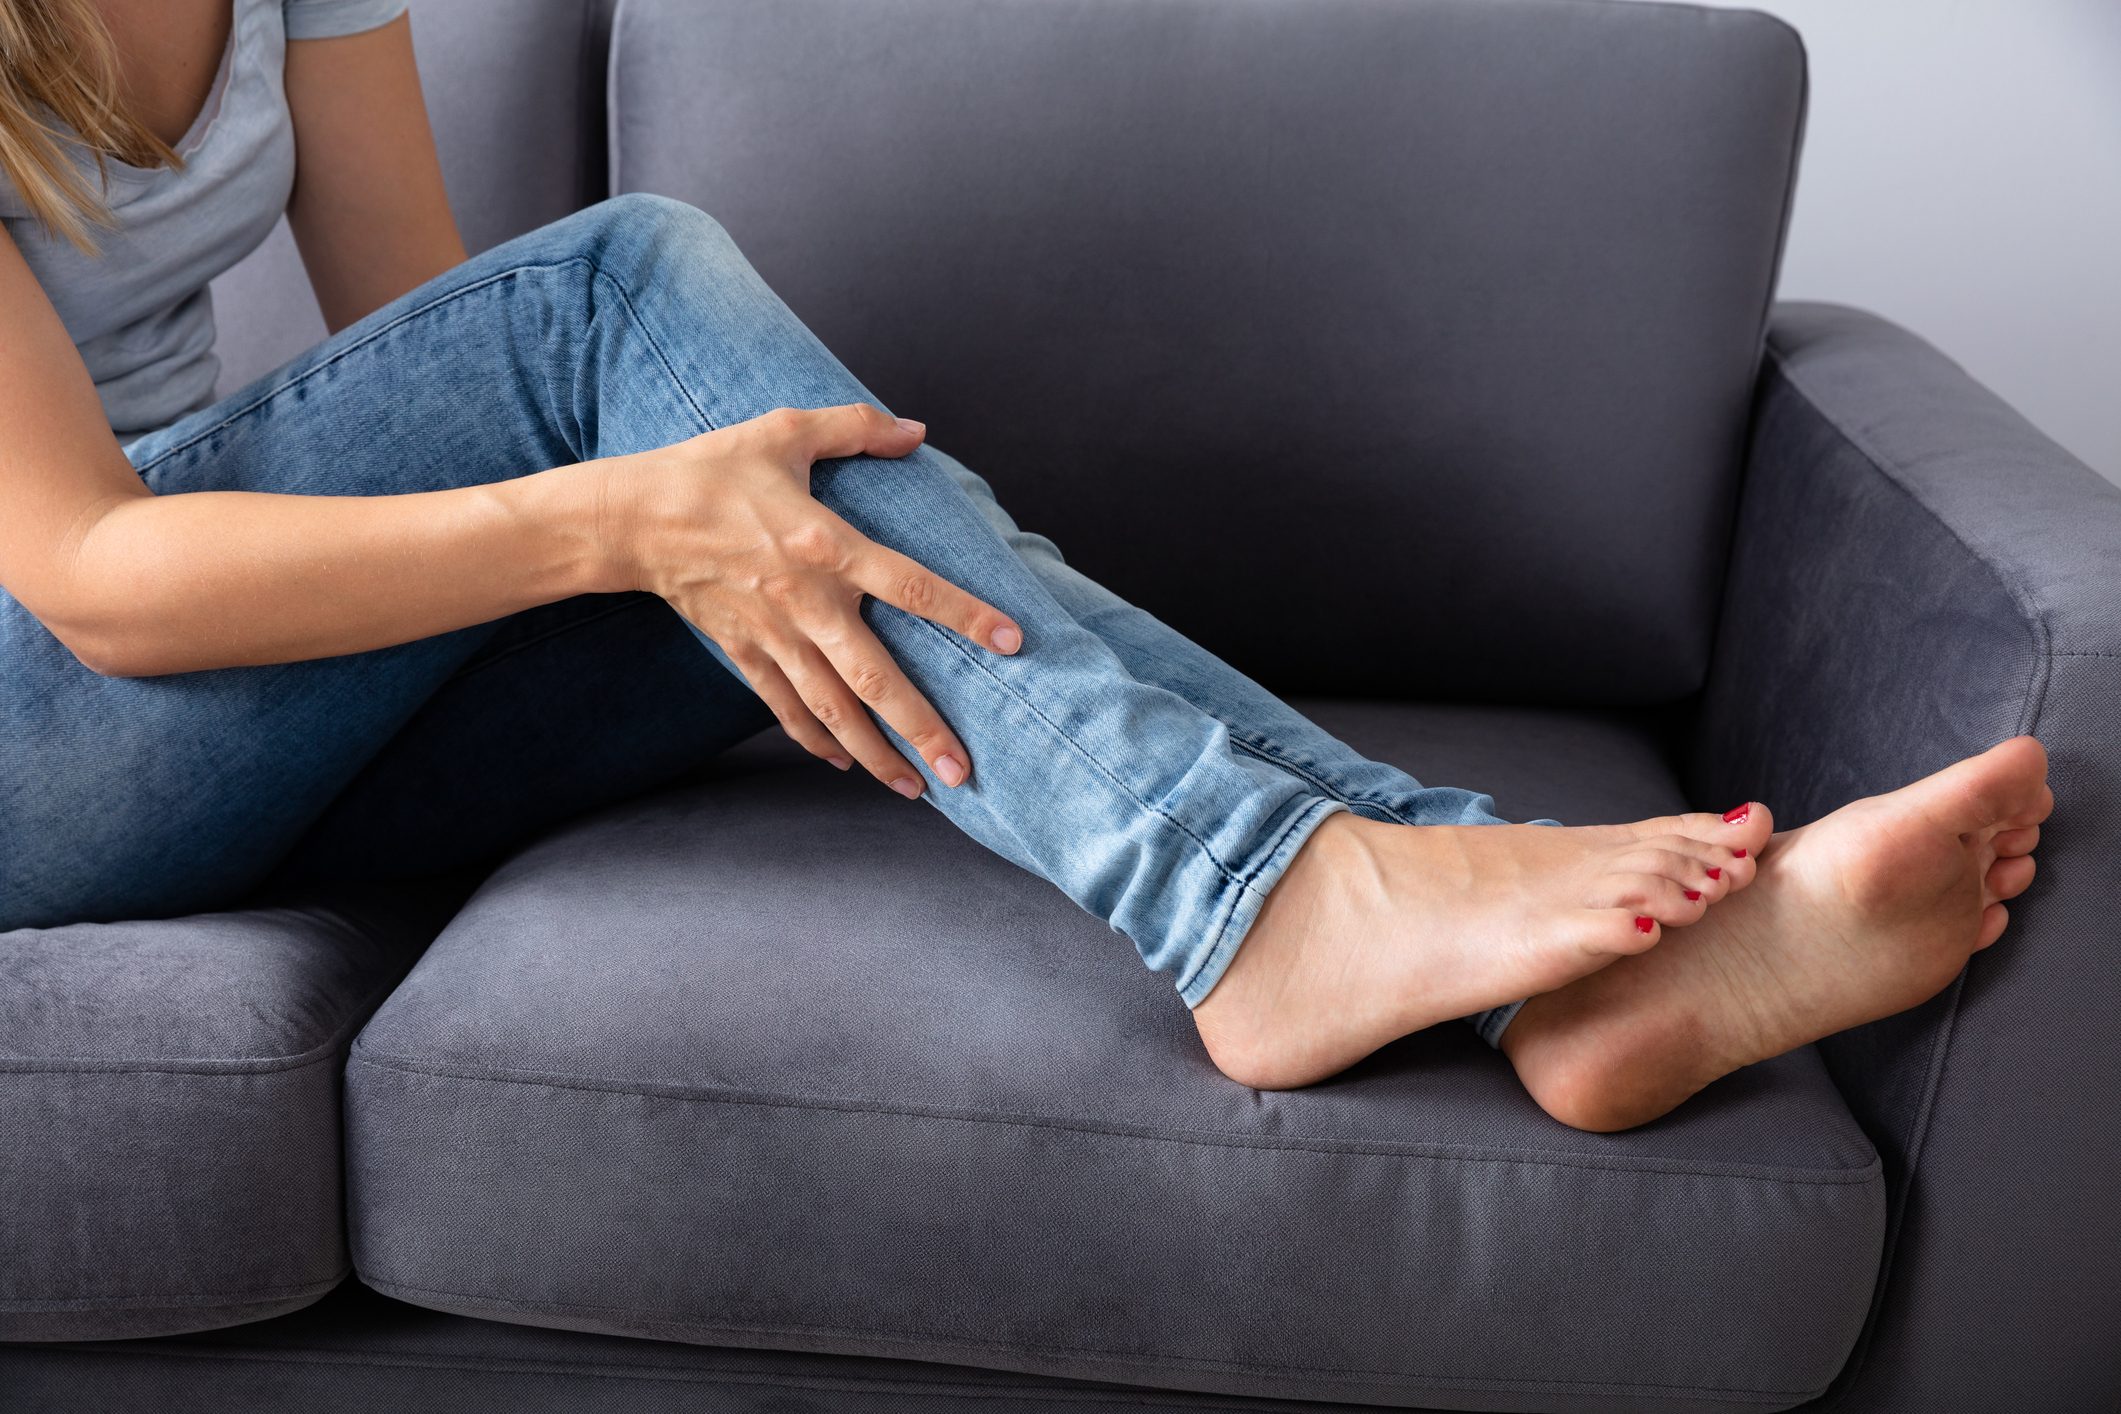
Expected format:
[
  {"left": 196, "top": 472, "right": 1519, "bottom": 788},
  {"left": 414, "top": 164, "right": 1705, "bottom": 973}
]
[{"left": 5, "top": 0, "right": 2117, "bottom": 1410}]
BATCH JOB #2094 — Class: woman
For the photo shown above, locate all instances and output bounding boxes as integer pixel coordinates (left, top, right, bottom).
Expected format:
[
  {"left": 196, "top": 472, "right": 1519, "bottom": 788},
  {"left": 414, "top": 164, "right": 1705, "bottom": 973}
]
[{"left": 0, "top": 0, "right": 2051, "bottom": 1131}]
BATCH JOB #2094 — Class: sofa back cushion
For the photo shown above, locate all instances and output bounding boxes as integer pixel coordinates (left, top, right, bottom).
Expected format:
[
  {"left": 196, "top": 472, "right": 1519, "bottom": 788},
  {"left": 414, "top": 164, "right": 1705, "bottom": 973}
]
[{"left": 609, "top": 0, "right": 1806, "bottom": 702}]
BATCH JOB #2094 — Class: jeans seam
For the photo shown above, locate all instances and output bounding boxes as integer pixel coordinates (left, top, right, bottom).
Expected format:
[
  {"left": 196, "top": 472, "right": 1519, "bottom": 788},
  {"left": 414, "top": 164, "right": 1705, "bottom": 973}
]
[
  {"left": 132, "top": 258, "right": 605, "bottom": 476},
  {"left": 1226, "top": 734, "right": 1419, "bottom": 826},
  {"left": 589, "top": 266, "right": 716, "bottom": 435},
  {"left": 895, "top": 612, "right": 1259, "bottom": 895},
  {"left": 1176, "top": 795, "right": 1342, "bottom": 1003}
]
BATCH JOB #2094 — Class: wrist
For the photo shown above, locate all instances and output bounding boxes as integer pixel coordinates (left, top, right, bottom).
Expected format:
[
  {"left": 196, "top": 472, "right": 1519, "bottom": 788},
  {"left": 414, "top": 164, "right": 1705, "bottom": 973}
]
[{"left": 495, "top": 458, "right": 643, "bottom": 599}]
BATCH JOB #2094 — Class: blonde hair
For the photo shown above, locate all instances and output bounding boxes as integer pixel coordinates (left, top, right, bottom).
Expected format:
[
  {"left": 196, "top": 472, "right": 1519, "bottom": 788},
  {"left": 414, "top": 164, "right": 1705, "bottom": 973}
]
[{"left": 0, "top": 0, "right": 180, "bottom": 252}]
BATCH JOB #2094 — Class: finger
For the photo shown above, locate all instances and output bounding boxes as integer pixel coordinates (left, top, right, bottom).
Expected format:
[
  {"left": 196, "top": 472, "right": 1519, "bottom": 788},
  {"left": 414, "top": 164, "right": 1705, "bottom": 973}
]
[
  {"left": 780, "top": 642, "right": 928, "bottom": 797},
  {"left": 809, "top": 615, "right": 973, "bottom": 788},
  {"left": 854, "top": 542, "right": 1022, "bottom": 654},
  {"left": 729, "top": 648, "right": 852, "bottom": 770},
  {"left": 787, "top": 402, "right": 926, "bottom": 462}
]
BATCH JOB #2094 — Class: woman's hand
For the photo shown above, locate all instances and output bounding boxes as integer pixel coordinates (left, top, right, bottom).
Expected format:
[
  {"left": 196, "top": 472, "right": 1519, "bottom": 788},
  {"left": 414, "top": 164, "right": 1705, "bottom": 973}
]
[{"left": 598, "top": 404, "right": 1023, "bottom": 799}]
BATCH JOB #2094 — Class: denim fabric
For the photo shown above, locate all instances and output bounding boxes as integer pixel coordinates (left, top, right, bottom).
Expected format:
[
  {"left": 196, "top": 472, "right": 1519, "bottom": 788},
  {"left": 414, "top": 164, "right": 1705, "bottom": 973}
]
[{"left": 0, "top": 195, "right": 1526, "bottom": 1033}]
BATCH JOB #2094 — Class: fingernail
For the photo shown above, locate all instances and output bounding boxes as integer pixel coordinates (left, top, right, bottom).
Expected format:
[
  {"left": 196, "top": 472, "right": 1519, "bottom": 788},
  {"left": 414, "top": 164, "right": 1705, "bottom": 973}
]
[
  {"left": 890, "top": 776, "right": 922, "bottom": 799},
  {"left": 1732, "top": 848, "right": 1748, "bottom": 860},
  {"left": 989, "top": 624, "right": 1022, "bottom": 654},
  {"left": 1723, "top": 804, "right": 1751, "bottom": 825},
  {"left": 1634, "top": 916, "right": 1656, "bottom": 935},
  {"left": 828, "top": 754, "right": 853, "bottom": 771},
  {"left": 1684, "top": 889, "right": 1702, "bottom": 902},
  {"left": 1706, "top": 867, "right": 1723, "bottom": 880},
  {"left": 934, "top": 753, "right": 966, "bottom": 787},
  {"left": 895, "top": 417, "right": 926, "bottom": 436}
]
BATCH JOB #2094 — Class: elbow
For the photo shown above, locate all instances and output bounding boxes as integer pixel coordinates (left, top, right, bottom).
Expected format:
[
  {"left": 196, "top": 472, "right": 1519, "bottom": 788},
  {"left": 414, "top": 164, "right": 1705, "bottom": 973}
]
[
  {"left": 68, "top": 639, "right": 135, "bottom": 678},
  {"left": 35, "top": 605, "right": 162, "bottom": 678},
  {"left": 50, "top": 623, "right": 135, "bottom": 678}
]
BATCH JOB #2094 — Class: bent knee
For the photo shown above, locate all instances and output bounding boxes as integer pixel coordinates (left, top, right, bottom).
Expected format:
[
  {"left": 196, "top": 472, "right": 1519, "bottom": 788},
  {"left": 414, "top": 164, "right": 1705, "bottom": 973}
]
[{"left": 567, "top": 192, "right": 747, "bottom": 278}]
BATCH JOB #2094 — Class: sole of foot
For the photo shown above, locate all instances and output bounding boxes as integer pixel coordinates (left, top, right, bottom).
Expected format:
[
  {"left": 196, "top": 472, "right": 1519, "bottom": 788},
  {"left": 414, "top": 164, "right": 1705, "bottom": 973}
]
[
  {"left": 1192, "top": 799, "right": 1776, "bottom": 1089},
  {"left": 1501, "top": 736, "right": 2053, "bottom": 1132}
]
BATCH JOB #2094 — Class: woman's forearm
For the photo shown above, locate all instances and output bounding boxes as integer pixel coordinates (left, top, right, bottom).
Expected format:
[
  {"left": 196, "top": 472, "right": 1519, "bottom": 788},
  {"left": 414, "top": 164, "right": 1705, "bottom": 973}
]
[{"left": 58, "top": 459, "right": 624, "bottom": 677}]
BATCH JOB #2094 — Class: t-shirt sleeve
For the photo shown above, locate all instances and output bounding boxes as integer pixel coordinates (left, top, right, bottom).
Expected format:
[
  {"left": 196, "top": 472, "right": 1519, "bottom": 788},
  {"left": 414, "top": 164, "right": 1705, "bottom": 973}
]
[{"left": 283, "top": 0, "right": 410, "bottom": 41}]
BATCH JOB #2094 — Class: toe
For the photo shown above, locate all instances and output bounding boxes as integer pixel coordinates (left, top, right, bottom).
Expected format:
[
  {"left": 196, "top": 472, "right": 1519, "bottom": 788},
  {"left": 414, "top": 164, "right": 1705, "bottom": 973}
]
[
  {"left": 1631, "top": 802, "right": 1774, "bottom": 866},
  {"left": 1993, "top": 825, "right": 2040, "bottom": 857},
  {"left": 1591, "top": 872, "right": 1710, "bottom": 928},
  {"left": 1616, "top": 840, "right": 1738, "bottom": 900},
  {"left": 1919, "top": 737, "right": 2051, "bottom": 835},
  {"left": 1976, "top": 902, "right": 2010, "bottom": 950},
  {"left": 1984, "top": 853, "right": 2036, "bottom": 905},
  {"left": 1578, "top": 907, "right": 1662, "bottom": 956}
]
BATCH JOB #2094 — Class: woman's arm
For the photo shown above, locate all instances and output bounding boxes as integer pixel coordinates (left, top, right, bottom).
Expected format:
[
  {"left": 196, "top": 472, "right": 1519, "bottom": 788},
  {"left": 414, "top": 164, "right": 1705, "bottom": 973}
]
[
  {"left": 0, "top": 223, "right": 1013, "bottom": 792},
  {"left": 283, "top": 12, "right": 465, "bottom": 329},
  {"left": 0, "top": 23, "right": 1021, "bottom": 793}
]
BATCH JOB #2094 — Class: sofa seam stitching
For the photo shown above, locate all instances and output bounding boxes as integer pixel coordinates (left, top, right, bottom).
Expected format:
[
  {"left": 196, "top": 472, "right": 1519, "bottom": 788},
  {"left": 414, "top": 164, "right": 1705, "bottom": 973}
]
[
  {"left": 0, "top": 969, "right": 411, "bottom": 1075},
  {"left": 344, "top": 1053, "right": 1882, "bottom": 1186},
  {"left": 0, "top": 1270, "right": 345, "bottom": 1312}
]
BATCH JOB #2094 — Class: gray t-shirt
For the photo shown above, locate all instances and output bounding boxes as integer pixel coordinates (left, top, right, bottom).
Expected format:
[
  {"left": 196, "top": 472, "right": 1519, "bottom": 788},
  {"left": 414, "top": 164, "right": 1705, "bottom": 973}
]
[{"left": 0, "top": 0, "right": 408, "bottom": 441}]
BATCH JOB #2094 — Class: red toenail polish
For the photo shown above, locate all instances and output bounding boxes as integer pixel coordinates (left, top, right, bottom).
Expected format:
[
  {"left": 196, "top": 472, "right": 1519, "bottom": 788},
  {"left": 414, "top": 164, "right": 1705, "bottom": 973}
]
[
  {"left": 1732, "top": 848, "right": 1748, "bottom": 860},
  {"left": 1634, "top": 916, "right": 1655, "bottom": 934},
  {"left": 1723, "top": 805, "right": 1750, "bottom": 824},
  {"left": 1706, "top": 867, "right": 1723, "bottom": 880},
  {"left": 1684, "top": 889, "right": 1702, "bottom": 901}
]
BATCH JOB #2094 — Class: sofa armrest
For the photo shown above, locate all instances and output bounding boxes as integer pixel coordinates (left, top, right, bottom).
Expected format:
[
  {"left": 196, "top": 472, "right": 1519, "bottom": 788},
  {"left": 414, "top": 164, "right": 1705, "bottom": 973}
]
[{"left": 1690, "top": 302, "right": 2121, "bottom": 1412}]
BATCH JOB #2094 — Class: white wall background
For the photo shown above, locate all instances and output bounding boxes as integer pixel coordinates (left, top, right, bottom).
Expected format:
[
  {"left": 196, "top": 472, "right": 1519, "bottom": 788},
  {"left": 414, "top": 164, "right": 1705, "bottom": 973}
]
[{"left": 1645, "top": 0, "right": 2121, "bottom": 482}]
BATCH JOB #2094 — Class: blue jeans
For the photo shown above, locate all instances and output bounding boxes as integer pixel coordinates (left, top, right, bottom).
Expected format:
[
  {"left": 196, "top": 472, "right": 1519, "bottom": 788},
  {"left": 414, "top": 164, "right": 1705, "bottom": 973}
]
[{"left": 0, "top": 195, "right": 1526, "bottom": 1044}]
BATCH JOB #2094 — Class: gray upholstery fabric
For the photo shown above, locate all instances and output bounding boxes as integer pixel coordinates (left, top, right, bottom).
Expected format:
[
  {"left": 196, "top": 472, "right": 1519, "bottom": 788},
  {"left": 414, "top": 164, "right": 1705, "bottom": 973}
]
[
  {"left": 0, "top": 1279, "right": 1437, "bottom": 1414},
  {"left": 0, "top": 880, "right": 467, "bottom": 1341},
  {"left": 207, "top": 0, "right": 612, "bottom": 397},
  {"left": 345, "top": 704, "right": 1883, "bottom": 1413},
  {"left": 1690, "top": 304, "right": 2121, "bottom": 1413},
  {"left": 607, "top": 0, "right": 1807, "bottom": 704}
]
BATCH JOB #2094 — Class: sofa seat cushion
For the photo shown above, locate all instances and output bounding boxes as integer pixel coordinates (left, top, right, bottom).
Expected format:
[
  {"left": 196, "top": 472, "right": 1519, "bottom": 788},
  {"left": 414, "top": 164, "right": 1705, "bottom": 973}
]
[
  {"left": 345, "top": 703, "right": 1886, "bottom": 1413},
  {"left": 1, "top": 881, "right": 465, "bottom": 1341}
]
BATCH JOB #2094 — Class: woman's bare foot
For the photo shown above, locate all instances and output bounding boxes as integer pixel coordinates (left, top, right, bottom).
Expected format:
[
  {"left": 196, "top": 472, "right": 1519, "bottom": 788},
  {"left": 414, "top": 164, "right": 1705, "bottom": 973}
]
[
  {"left": 1501, "top": 737, "right": 2053, "bottom": 1132},
  {"left": 1192, "top": 802, "right": 1775, "bottom": 1089}
]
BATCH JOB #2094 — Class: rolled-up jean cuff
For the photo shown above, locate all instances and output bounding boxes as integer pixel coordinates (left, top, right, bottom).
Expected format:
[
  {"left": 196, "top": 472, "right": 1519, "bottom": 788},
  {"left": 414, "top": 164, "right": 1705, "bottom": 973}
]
[
  {"left": 1177, "top": 796, "right": 1351, "bottom": 1009},
  {"left": 1465, "top": 999, "right": 1527, "bottom": 1048}
]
